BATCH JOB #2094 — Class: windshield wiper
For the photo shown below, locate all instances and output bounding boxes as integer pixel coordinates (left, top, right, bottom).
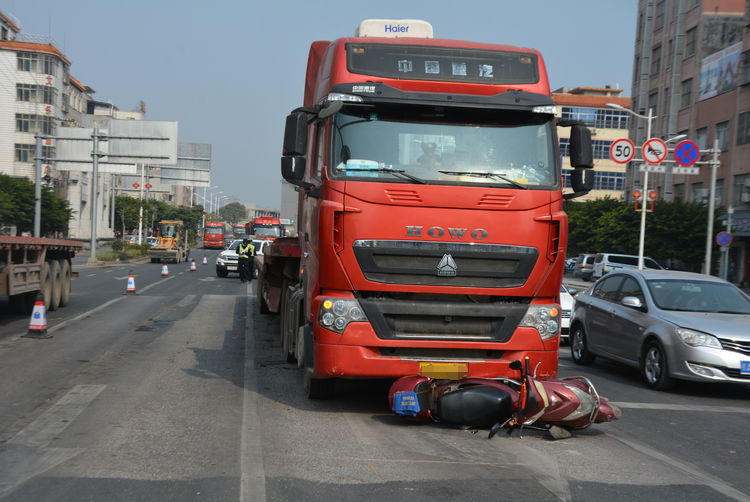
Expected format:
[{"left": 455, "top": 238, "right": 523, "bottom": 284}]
[
  {"left": 342, "top": 167, "right": 427, "bottom": 184},
  {"left": 438, "top": 170, "right": 528, "bottom": 189}
]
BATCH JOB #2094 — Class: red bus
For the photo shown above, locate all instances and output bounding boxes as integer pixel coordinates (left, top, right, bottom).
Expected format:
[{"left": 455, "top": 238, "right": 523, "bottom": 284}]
[
  {"left": 203, "top": 221, "right": 225, "bottom": 249},
  {"left": 245, "top": 217, "right": 282, "bottom": 240},
  {"left": 266, "top": 19, "right": 593, "bottom": 398}
]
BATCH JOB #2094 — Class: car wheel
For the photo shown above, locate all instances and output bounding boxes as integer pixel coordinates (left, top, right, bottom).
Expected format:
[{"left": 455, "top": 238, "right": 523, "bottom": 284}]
[
  {"left": 571, "top": 325, "right": 596, "bottom": 365},
  {"left": 216, "top": 269, "right": 228, "bottom": 278},
  {"left": 642, "top": 340, "right": 676, "bottom": 391}
]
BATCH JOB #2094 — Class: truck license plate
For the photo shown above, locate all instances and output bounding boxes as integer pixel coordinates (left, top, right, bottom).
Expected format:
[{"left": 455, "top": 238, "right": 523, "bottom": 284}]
[
  {"left": 741, "top": 361, "right": 750, "bottom": 375},
  {"left": 419, "top": 362, "right": 468, "bottom": 380},
  {"left": 227, "top": 266, "right": 237, "bottom": 271}
]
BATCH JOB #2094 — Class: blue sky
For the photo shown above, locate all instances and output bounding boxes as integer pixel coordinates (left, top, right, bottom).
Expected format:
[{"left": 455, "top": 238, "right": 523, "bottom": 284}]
[{"left": 4, "top": 0, "right": 637, "bottom": 209}]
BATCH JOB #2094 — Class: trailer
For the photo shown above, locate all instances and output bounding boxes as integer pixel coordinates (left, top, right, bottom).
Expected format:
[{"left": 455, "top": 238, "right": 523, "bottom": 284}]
[{"left": 0, "top": 236, "right": 83, "bottom": 314}]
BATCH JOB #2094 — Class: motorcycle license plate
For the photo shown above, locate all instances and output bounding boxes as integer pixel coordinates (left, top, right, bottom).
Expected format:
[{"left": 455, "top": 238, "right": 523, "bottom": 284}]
[
  {"left": 741, "top": 361, "right": 750, "bottom": 375},
  {"left": 419, "top": 362, "right": 468, "bottom": 380},
  {"left": 227, "top": 266, "right": 237, "bottom": 271}
]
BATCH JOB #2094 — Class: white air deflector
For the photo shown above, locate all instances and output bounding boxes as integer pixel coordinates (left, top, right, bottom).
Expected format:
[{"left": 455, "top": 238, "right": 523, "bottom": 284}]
[{"left": 355, "top": 19, "right": 433, "bottom": 38}]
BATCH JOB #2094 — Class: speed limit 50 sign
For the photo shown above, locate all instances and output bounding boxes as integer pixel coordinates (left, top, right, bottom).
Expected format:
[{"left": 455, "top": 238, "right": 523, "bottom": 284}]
[{"left": 610, "top": 138, "right": 635, "bottom": 164}]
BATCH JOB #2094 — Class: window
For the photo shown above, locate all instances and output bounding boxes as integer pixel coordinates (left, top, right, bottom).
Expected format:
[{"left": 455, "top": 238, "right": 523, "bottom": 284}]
[
  {"left": 562, "top": 170, "right": 625, "bottom": 191},
  {"left": 674, "top": 183, "right": 684, "bottom": 201},
  {"left": 648, "top": 92, "right": 659, "bottom": 116},
  {"left": 14, "top": 144, "right": 55, "bottom": 162},
  {"left": 17, "top": 52, "right": 59, "bottom": 76},
  {"left": 696, "top": 127, "right": 708, "bottom": 150},
  {"left": 716, "top": 121, "right": 730, "bottom": 151},
  {"left": 16, "top": 84, "right": 57, "bottom": 105},
  {"left": 1, "top": 27, "right": 7, "bottom": 40},
  {"left": 617, "top": 277, "right": 645, "bottom": 304},
  {"left": 715, "top": 178, "right": 725, "bottom": 207},
  {"left": 734, "top": 174, "right": 749, "bottom": 206},
  {"left": 15, "top": 114, "right": 56, "bottom": 135},
  {"left": 685, "top": 28, "right": 697, "bottom": 57},
  {"left": 560, "top": 139, "right": 614, "bottom": 160},
  {"left": 738, "top": 111, "right": 750, "bottom": 145},
  {"left": 315, "top": 124, "right": 325, "bottom": 179},
  {"left": 655, "top": 1, "right": 666, "bottom": 30},
  {"left": 691, "top": 181, "right": 706, "bottom": 202},
  {"left": 652, "top": 46, "right": 662, "bottom": 74},
  {"left": 744, "top": 51, "right": 750, "bottom": 85},
  {"left": 559, "top": 107, "right": 630, "bottom": 129},
  {"left": 681, "top": 79, "right": 692, "bottom": 108},
  {"left": 664, "top": 88, "right": 669, "bottom": 118},
  {"left": 592, "top": 275, "right": 624, "bottom": 302}
]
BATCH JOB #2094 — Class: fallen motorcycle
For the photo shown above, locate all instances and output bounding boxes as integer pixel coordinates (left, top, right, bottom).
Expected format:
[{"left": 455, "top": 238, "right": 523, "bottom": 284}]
[{"left": 389, "top": 358, "right": 621, "bottom": 439}]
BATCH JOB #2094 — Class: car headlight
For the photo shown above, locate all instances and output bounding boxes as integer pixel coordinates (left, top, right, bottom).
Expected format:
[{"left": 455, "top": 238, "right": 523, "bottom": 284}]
[
  {"left": 219, "top": 253, "right": 227, "bottom": 259},
  {"left": 520, "top": 305, "right": 560, "bottom": 340},
  {"left": 677, "top": 328, "right": 722, "bottom": 349},
  {"left": 317, "top": 298, "right": 368, "bottom": 334}
]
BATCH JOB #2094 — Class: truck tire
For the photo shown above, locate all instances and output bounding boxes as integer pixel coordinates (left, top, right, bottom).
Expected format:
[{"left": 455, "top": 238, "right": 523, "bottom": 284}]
[
  {"left": 41, "top": 261, "right": 52, "bottom": 311},
  {"left": 303, "top": 368, "right": 335, "bottom": 400},
  {"left": 58, "top": 259, "right": 71, "bottom": 307},
  {"left": 257, "top": 278, "right": 270, "bottom": 314},
  {"left": 48, "top": 260, "right": 62, "bottom": 311}
]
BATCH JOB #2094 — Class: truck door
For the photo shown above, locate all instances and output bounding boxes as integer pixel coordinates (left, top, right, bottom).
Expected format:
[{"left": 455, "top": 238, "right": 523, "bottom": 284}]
[{"left": 301, "top": 123, "right": 327, "bottom": 319}]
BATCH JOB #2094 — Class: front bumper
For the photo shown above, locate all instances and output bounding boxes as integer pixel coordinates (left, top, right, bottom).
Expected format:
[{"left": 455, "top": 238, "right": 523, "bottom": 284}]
[
  {"left": 216, "top": 256, "right": 239, "bottom": 273},
  {"left": 669, "top": 342, "right": 750, "bottom": 383}
]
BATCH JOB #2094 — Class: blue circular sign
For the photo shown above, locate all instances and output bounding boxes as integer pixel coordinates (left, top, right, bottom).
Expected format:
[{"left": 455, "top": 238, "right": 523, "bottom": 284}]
[
  {"left": 717, "top": 232, "right": 732, "bottom": 246},
  {"left": 675, "top": 140, "right": 700, "bottom": 166}
]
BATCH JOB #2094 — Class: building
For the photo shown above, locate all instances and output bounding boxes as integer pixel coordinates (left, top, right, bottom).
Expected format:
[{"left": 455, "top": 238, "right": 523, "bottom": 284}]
[
  {"left": 0, "top": 9, "right": 113, "bottom": 239},
  {"left": 630, "top": 0, "right": 749, "bottom": 282},
  {"left": 553, "top": 86, "right": 632, "bottom": 201}
]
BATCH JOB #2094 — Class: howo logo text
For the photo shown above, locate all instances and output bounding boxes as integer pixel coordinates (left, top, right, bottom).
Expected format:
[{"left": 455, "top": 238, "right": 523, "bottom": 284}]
[{"left": 405, "top": 226, "right": 488, "bottom": 240}]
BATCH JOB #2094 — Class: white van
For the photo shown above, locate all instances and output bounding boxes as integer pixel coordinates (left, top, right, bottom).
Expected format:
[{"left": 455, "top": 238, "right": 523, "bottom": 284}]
[{"left": 592, "top": 253, "right": 662, "bottom": 279}]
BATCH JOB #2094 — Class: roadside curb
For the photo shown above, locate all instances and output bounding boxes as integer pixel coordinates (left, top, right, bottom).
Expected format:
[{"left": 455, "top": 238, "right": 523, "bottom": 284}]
[{"left": 83, "top": 257, "right": 150, "bottom": 268}]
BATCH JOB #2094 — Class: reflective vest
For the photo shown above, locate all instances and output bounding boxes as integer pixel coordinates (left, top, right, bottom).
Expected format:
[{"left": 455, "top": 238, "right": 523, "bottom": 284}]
[{"left": 238, "top": 243, "right": 254, "bottom": 258}]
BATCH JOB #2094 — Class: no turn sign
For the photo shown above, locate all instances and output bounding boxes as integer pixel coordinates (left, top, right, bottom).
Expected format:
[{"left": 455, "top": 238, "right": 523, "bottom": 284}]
[
  {"left": 643, "top": 138, "right": 667, "bottom": 164},
  {"left": 610, "top": 138, "right": 636, "bottom": 164}
]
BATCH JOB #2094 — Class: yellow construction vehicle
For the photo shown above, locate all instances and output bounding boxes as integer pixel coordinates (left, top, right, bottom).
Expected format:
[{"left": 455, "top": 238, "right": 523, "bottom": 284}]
[{"left": 147, "top": 220, "right": 190, "bottom": 264}]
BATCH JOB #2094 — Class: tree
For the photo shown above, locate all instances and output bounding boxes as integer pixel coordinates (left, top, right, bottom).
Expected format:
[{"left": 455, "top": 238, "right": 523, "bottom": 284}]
[
  {"left": 0, "top": 174, "right": 74, "bottom": 235},
  {"left": 219, "top": 202, "right": 247, "bottom": 224}
]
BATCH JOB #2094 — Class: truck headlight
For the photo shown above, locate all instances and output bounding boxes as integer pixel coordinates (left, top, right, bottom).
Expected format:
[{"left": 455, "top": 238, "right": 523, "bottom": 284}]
[
  {"left": 677, "top": 328, "right": 722, "bottom": 349},
  {"left": 520, "top": 305, "right": 560, "bottom": 340},
  {"left": 318, "top": 298, "right": 368, "bottom": 334}
]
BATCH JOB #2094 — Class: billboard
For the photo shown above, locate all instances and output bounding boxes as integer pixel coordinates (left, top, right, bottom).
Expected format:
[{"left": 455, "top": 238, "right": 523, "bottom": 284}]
[{"left": 699, "top": 42, "right": 742, "bottom": 102}]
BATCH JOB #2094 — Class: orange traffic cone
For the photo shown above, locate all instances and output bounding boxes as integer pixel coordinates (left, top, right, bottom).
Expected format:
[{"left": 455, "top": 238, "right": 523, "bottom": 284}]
[
  {"left": 161, "top": 263, "right": 169, "bottom": 276},
  {"left": 124, "top": 270, "right": 138, "bottom": 295},
  {"left": 190, "top": 260, "right": 197, "bottom": 271},
  {"left": 23, "top": 291, "right": 51, "bottom": 338},
  {"left": 203, "top": 255, "right": 207, "bottom": 265}
]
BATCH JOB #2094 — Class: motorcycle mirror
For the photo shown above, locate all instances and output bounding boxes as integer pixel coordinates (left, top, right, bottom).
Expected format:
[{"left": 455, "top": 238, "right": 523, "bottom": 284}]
[
  {"left": 488, "top": 422, "right": 502, "bottom": 439},
  {"left": 509, "top": 360, "right": 522, "bottom": 371}
]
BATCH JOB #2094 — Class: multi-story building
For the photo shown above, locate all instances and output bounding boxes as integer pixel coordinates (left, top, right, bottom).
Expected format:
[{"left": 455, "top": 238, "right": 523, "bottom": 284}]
[
  {"left": 554, "top": 86, "right": 632, "bottom": 201},
  {"left": 0, "top": 9, "right": 112, "bottom": 239},
  {"left": 630, "top": 0, "right": 749, "bottom": 282}
]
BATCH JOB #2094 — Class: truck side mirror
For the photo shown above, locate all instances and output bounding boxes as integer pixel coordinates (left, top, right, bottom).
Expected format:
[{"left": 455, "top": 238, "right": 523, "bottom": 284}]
[
  {"left": 570, "top": 167, "right": 594, "bottom": 193},
  {"left": 569, "top": 125, "right": 593, "bottom": 168},
  {"left": 283, "top": 112, "right": 308, "bottom": 156},
  {"left": 281, "top": 156, "right": 306, "bottom": 182}
]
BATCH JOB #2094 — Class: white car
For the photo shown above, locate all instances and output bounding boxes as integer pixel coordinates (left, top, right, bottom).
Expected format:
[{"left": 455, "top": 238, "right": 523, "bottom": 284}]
[
  {"left": 216, "top": 240, "right": 242, "bottom": 277},
  {"left": 560, "top": 284, "right": 577, "bottom": 344}
]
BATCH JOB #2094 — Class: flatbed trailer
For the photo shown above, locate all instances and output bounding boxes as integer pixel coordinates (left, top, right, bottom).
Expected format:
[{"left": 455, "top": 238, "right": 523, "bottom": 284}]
[{"left": 0, "top": 236, "right": 83, "bottom": 314}]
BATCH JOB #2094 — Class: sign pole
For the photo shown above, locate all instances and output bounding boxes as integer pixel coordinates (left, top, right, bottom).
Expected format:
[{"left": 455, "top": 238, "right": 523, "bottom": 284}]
[
  {"left": 87, "top": 128, "right": 100, "bottom": 264},
  {"left": 34, "top": 132, "right": 43, "bottom": 238},
  {"left": 637, "top": 108, "right": 653, "bottom": 270},
  {"left": 723, "top": 207, "right": 734, "bottom": 280},
  {"left": 704, "top": 139, "right": 720, "bottom": 275}
]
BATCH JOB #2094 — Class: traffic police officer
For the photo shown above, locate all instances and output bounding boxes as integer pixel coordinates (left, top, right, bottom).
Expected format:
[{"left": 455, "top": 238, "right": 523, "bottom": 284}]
[{"left": 238, "top": 238, "right": 255, "bottom": 283}]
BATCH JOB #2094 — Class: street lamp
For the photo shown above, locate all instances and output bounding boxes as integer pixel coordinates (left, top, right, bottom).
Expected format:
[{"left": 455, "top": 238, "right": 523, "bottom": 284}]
[
  {"left": 607, "top": 104, "right": 686, "bottom": 269},
  {"left": 212, "top": 191, "right": 224, "bottom": 215}
]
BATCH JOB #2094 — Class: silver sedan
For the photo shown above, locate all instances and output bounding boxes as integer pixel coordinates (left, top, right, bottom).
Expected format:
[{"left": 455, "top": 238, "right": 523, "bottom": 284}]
[{"left": 569, "top": 270, "right": 750, "bottom": 390}]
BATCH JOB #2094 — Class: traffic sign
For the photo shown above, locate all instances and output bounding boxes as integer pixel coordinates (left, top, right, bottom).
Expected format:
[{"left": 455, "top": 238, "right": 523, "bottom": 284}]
[
  {"left": 716, "top": 232, "right": 732, "bottom": 247},
  {"left": 610, "top": 138, "right": 635, "bottom": 164},
  {"left": 673, "top": 166, "right": 699, "bottom": 175},
  {"left": 643, "top": 138, "right": 667, "bottom": 164},
  {"left": 639, "top": 164, "right": 666, "bottom": 173},
  {"left": 674, "top": 140, "right": 700, "bottom": 166}
]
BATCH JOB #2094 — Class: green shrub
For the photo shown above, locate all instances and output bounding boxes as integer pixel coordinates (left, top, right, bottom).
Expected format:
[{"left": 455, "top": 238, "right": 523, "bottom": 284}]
[
  {"left": 97, "top": 252, "right": 120, "bottom": 262},
  {"left": 120, "top": 249, "right": 144, "bottom": 260}
]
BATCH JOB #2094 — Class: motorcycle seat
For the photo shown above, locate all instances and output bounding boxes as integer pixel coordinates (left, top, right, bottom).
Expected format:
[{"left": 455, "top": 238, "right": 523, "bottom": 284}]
[{"left": 437, "top": 385, "right": 513, "bottom": 427}]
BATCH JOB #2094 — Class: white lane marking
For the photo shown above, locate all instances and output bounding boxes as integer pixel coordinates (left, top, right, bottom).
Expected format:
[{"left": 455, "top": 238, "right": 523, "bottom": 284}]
[
  {"left": 611, "top": 402, "right": 750, "bottom": 413},
  {"left": 87, "top": 274, "right": 95, "bottom": 277},
  {"left": 610, "top": 433, "right": 750, "bottom": 502},
  {"left": 9, "top": 385, "right": 106, "bottom": 448},
  {"left": 241, "top": 281, "right": 266, "bottom": 502},
  {"left": 0, "top": 385, "right": 104, "bottom": 495},
  {"left": 176, "top": 295, "right": 196, "bottom": 308},
  {"left": 105, "top": 270, "right": 112, "bottom": 273}
]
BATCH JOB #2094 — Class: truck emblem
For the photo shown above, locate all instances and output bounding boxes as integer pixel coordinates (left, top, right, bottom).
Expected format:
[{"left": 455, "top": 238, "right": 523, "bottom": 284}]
[{"left": 437, "top": 254, "right": 457, "bottom": 276}]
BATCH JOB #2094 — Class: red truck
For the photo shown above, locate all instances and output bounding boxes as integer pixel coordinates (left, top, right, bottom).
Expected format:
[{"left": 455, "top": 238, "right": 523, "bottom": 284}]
[
  {"left": 245, "top": 217, "right": 282, "bottom": 241},
  {"left": 203, "top": 221, "right": 225, "bottom": 249},
  {"left": 257, "top": 19, "right": 593, "bottom": 398},
  {"left": 1, "top": 236, "right": 82, "bottom": 314}
]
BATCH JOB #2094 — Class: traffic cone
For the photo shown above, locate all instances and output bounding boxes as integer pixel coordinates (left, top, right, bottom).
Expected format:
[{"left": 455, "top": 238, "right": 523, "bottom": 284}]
[
  {"left": 124, "top": 270, "right": 138, "bottom": 295},
  {"left": 161, "top": 263, "right": 169, "bottom": 276},
  {"left": 190, "top": 260, "right": 197, "bottom": 271},
  {"left": 24, "top": 291, "right": 51, "bottom": 339},
  {"left": 203, "top": 255, "right": 207, "bottom": 265}
]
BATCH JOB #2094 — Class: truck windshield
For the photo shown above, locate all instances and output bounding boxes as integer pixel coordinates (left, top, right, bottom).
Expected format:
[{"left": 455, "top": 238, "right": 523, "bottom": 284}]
[
  {"left": 330, "top": 104, "right": 557, "bottom": 188},
  {"left": 204, "top": 228, "right": 224, "bottom": 235},
  {"left": 254, "top": 226, "right": 281, "bottom": 238},
  {"left": 160, "top": 225, "right": 176, "bottom": 238}
]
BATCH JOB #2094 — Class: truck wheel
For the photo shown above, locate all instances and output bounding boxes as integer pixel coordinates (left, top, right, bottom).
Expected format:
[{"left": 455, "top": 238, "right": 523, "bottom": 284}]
[
  {"left": 257, "top": 278, "right": 270, "bottom": 314},
  {"left": 216, "top": 269, "right": 228, "bottom": 278},
  {"left": 40, "top": 261, "right": 52, "bottom": 311},
  {"left": 279, "top": 280, "right": 289, "bottom": 344},
  {"left": 303, "top": 368, "right": 335, "bottom": 399},
  {"left": 48, "top": 260, "right": 62, "bottom": 311},
  {"left": 58, "top": 259, "right": 71, "bottom": 307}
]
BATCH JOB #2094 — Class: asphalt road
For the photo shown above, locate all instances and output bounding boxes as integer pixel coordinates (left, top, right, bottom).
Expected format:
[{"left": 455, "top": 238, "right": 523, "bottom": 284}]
[{"left": 0, "top": 259, "right": 748, "bottom": 501}]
